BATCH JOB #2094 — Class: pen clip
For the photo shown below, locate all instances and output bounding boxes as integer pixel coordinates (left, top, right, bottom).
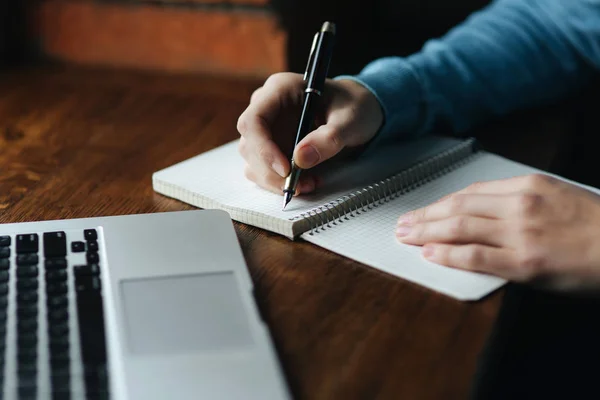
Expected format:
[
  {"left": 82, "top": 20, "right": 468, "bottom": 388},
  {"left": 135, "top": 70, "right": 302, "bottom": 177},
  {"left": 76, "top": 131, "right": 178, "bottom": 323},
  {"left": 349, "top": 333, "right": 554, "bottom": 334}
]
[{"left": 303, "top": 32, "right": 319, "bottom": 82}]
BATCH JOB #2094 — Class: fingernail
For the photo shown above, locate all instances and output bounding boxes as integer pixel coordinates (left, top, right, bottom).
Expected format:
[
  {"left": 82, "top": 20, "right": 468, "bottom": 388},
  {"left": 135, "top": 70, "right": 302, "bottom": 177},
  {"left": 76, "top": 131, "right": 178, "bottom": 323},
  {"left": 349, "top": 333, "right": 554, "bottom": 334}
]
[
  {"left": 300, "top": 145, "right": 320, "bottom": 168},
  {"left": 395, "top": 226, "right": 411, "bottom": 237},
  {"left": 397, "top": 214, "right": 412, "bottom": 226},
  {"left": 422, "top": 245, "right": 434, "bottom": 258},
  {"left": 272, "top": 162, "right": 286, "bottom": 178}
]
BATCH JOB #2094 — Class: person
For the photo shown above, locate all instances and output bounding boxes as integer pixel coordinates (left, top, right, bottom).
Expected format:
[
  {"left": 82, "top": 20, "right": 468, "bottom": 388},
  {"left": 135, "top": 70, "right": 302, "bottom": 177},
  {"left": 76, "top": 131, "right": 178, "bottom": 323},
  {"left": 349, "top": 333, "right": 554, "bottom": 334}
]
[
  {"left": 237, "top": 0, "right": 600, "bottom": 292},
  {"left": 238, "top": 2, "right": 600, "bottom": 397}
]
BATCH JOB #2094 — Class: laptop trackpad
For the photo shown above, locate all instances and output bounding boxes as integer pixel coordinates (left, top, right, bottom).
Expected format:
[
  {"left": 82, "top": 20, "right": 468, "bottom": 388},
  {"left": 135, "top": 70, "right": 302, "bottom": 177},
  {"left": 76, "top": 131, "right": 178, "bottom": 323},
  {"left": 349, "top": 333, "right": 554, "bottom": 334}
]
[{"left": 120, "top": 272, "right": 254, "bottom": 355}]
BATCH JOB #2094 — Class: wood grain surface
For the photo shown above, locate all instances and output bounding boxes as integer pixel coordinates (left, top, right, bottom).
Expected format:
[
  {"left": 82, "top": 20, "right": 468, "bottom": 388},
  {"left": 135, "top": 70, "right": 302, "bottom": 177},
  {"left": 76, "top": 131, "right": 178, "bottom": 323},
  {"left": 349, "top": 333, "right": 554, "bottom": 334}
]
[{"left": 0, "top": 66, "right": 506, "bottom": 399}]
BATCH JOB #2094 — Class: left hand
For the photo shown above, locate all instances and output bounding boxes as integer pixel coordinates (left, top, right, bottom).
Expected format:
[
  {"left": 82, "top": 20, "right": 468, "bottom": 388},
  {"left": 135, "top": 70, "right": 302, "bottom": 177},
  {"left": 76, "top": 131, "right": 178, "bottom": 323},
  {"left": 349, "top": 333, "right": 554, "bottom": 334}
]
[{"left": 396, "top": 174, "right": 600, "bottom": 293}]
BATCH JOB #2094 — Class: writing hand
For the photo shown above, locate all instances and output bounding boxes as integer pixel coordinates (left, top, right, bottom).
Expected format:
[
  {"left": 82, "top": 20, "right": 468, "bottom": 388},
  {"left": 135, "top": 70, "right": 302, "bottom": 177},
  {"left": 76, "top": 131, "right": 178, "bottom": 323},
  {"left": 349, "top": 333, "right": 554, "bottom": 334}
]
[{"left": 237, "top": 73, "right": 383, "bottom": 195}]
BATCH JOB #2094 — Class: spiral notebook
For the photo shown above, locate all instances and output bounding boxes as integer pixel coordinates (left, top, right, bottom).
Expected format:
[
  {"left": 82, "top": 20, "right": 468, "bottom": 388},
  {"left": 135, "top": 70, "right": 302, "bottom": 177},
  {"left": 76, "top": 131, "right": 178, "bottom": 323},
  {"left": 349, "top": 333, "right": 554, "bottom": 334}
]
[{"left": 153, "top": 136, "right": 554, "bottom": 300}]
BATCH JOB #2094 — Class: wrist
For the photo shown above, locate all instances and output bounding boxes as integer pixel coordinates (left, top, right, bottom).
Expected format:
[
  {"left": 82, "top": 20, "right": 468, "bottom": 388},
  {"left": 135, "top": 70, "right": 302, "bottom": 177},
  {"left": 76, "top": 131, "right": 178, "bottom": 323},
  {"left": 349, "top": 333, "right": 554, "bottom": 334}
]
[
  {"left": 336, "top": 78, "right": 384, "bottom": 135},
  {"left": 335, "top": 57, "right": 426, "bottom": 144}
]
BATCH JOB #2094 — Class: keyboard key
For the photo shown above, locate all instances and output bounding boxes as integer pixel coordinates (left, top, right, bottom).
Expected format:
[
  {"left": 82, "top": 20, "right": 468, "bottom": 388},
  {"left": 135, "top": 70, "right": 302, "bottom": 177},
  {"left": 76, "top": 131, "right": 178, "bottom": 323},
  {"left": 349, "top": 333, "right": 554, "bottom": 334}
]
[
  {"left": 44, "top": 231, "right": 67, "bottom": 258},
  {"left": 17, "top": 318, "right": 38, "bottom": 333},
  {"left": 18, "top": 374, "right": 38, "bottom": 388},
  {"left": 18, "top": 363, "right": 37, "bottom": 377},
  {"left": 74, "top": 264, "right": 100, "bottom": 277},
  {"left": 47, "top": 295, "right": 68, "bottom": 309},
  {"left": 87, "top": 252, "right": 100, "bottom": 264},
  {"left": 47, "top": 282, "right": 68, "bottom": 295},
  {"left": 0, "top": 235, "right": 10, "bottom": 247},
  {"left": 87, "top": 240, "right": 99, "bottom": 252},
  {"left": 0, "top": 247, "right": 9, "bottom": 258},
  {"left": 50, "top": 364, "right": 70, "bottom": 378},
  {"left": 17, "top": 305, "right": 38, "bottom": 319},
  {"left": 17, "top": 291, "right": 38, "bottom": 304},
  {"left": 51, "top": 374, "right": 71, "bottom": 392},
  {"left": 16, "top": 234, "right": 39, "bottom": 254},
  {"left": 84, "top": 365, "right": 104, "bottom": 392},
  {"left": 17, "top": 253, "right": 39, "bottom": 266},
  {"left": 0, "top": 270, "right": 8, "bottom": 282},
  {"left": 0, "top": 283, "right": 8, "bottom": 296},
  {"left": 84, "top": 229, "right": 98, "bottom": 241},
  {"left": 51, "top": 367, "right": 71, "bottom": 388},
  {"left": 18, "top": 332, "right": 37, "bottom": 348},
  {"left": 17, "top": 265, "right": 38, "bottom": 278},
  {"left": 76, "top": 277, "right": 101, "bottom": 293},
  {"left": 77, "top": 295, "right": 107, "bottom": 364},
  {"left": 0, "top": 296, "right": 8, "bottom": 308},
  {"left": 18, "top": 346, "right": 37, "bottom": 357},
  {"left": 71, "top": 241, "right": 86, "bottom": 253},
  {"left": 18, "top": 347, "right": 37, "bottom": 363},
  {"left": 19, "top": 367, "right": 37, "bottom": 383},
  {"left": 48, "top": 309, "right": 69, "bottom": 323},
  {"left": 0, "top": 259, "right": 8, "bottom": 270},
  {"left": 50, "top": 352, "right": 70, "bottom": 367},
  {"left": 18, "top": 386, "right": 37, "bottom": 398},
  {"left": 53, "top": 390, "right": 72, "bottom": 400},
  {"left": 50, "top": 337, "right": 69, "bottom": 353},
  {"left": 17, "top": 279, "right": 38, "bottom": 292},
  {"left": 18, "top": 375, "right": 37, "bottom": 389},
  {"left": 0, "top": 308, "right": 6, "bottom": 323},
  {"left": 46, "top": 269, "right": 68, "bottom": 282},
  {"left": 48, "top": 323, "right": 69, "bottom": 337},
  {"left": 87, "top": 369, "right": 110, "bottom": 400},
  {"left": 46, "top": 258, "right": 67, "bottom": 270}
]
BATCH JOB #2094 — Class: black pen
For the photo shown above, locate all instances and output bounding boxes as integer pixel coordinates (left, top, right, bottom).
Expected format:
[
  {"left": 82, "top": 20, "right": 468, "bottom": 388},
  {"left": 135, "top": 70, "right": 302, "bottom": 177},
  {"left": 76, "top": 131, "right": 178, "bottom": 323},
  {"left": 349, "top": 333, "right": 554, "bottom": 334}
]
[{"left": 282, "top": 21, "right": 336, "bottom": 210}]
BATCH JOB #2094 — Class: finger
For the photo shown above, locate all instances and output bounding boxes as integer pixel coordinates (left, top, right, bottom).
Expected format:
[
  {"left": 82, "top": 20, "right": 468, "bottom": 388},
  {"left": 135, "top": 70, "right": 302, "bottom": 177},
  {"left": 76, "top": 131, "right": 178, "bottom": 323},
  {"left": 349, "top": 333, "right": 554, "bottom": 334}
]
[
  {"left": 243, "top": 164, "right": 317, "bottom": 195},
  {"left": 238, "top": 73, "right": 302, "bottom": 132},
  {"left": 237, "top": 83, "right": 298, "bottom": 178},
  {"left": 422, "top": 243, "right": 523, "bottom": 279},
  {"left": 244, "top": 163, "right": 281, "bottom": 194},
  {"left": 397, "top": 216, "right": 506, "bottom": 247},
  {"left": 250, "top": 86, "right": 263, "bottom": 104},
  {"left": 293, "top": 112, "right": 351, "bottom": 169},
  {"left": 398, "top": 193, "right": 517, "bottom": 225},
  {"left": 238, "top": 136, "right": 283, "bottom": 178},
  {"left": 450, "top": 174, "right": 557, "bottom": 196},
  {"left": 237, "top": 122, "right": 289, "bottom": 178}
]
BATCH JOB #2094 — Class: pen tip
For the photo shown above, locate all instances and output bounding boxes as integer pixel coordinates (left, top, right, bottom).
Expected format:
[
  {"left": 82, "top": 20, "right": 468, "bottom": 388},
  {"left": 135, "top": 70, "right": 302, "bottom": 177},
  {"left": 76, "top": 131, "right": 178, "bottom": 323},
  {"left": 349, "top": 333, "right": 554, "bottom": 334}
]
[{"left": 282, "top": 192, "right": 293, "bottom": 211}]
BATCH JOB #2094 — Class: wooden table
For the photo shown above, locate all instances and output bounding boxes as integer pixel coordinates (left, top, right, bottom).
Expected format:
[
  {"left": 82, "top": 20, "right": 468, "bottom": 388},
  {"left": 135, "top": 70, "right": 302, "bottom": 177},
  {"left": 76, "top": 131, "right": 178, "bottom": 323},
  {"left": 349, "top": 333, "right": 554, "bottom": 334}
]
[{"left": 0, "top": 66, "right": 531, "bottom": 399}]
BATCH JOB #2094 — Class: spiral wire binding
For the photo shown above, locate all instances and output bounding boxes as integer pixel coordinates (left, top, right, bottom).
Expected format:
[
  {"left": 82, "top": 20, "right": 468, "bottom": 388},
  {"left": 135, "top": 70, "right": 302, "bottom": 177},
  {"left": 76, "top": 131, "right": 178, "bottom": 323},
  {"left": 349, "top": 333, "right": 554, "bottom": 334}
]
[{"left": 292, "top": 139, "right": 478, "bottom": 235}]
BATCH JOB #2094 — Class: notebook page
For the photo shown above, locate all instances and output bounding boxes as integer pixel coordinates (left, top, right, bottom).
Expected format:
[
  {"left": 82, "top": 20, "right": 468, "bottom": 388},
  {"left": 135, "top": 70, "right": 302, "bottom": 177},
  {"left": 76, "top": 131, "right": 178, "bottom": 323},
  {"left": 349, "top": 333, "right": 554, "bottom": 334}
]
[
  {"left": 302, "top": 153, "right": 545, "bottom": 300},
  {"left": 153, "top": 137, "right": 463, "bottom": 236}
]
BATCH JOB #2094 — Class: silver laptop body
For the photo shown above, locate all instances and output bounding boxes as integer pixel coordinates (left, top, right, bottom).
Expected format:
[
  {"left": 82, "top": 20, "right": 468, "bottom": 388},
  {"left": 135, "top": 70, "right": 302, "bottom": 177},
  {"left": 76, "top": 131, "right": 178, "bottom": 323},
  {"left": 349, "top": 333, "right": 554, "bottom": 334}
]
[{"left": 0, "top": 210, "right": 290, "bottom": 399}]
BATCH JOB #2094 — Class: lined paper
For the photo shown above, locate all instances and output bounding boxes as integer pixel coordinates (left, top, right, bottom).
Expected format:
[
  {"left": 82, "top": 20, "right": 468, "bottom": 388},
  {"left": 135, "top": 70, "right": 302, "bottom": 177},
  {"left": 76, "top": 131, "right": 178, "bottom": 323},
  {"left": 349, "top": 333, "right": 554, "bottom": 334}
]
[{"left": 302, "top": 153, "right": 543, "bottom": 300}]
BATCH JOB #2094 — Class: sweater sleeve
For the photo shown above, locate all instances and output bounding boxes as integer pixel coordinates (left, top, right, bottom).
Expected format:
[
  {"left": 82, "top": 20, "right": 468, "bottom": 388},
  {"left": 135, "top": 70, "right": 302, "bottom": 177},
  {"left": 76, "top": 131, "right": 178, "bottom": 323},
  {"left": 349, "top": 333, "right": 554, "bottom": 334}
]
[{"left": 337, "top": 0, "right": 600, "bottom": 143}]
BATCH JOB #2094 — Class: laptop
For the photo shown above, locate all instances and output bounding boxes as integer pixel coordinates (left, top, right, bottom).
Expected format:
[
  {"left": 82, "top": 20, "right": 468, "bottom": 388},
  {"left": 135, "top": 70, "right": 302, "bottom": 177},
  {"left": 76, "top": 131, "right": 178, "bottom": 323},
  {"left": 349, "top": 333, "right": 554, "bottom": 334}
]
[{"left": 0, "top": 210, "right": 290, "bottom": 399}]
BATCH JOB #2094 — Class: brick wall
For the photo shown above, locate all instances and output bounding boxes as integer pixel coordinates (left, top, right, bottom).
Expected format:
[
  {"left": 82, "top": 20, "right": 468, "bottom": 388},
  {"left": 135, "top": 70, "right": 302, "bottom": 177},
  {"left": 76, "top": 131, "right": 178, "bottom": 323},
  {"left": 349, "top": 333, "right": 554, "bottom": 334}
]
[{"left": 34, "top": 0, "right": 287, "bottom": 78}]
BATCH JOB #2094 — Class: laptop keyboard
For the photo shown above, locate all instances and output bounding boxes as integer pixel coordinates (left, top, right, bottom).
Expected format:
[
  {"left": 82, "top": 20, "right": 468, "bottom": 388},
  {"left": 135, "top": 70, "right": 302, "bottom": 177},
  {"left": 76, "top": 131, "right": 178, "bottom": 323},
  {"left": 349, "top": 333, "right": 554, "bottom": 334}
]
[{"left": 0, "top": 229, "right": 109, "bottom": 399}]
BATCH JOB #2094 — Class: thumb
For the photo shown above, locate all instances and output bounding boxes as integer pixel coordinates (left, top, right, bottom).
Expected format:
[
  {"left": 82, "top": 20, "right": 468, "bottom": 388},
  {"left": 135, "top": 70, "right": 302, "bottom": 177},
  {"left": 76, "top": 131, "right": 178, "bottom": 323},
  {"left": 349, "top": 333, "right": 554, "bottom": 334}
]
[{"left": 293, "top": 119, "right": 348, "bottom": 169}]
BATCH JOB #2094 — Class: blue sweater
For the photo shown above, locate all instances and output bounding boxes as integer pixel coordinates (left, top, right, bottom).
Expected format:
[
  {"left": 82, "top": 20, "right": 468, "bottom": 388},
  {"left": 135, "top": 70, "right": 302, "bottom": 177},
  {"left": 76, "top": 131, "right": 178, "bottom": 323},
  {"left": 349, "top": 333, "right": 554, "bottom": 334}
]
[{"left": 341, "top": 0, "right": 600, "bottom": 143}]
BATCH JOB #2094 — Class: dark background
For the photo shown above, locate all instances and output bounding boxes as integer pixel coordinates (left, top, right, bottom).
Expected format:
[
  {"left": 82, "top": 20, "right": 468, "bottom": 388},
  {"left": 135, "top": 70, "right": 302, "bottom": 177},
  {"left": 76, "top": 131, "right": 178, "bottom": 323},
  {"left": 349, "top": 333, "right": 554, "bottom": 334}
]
[
  {"left": 0, "top": 0, "right": 34, "bottom": 67},
  {"left": 2, "top": 0, "right": 600, "bottom": 188},
  {"left": 270, "top": 0, "right": 492, "bottom": 76}
]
